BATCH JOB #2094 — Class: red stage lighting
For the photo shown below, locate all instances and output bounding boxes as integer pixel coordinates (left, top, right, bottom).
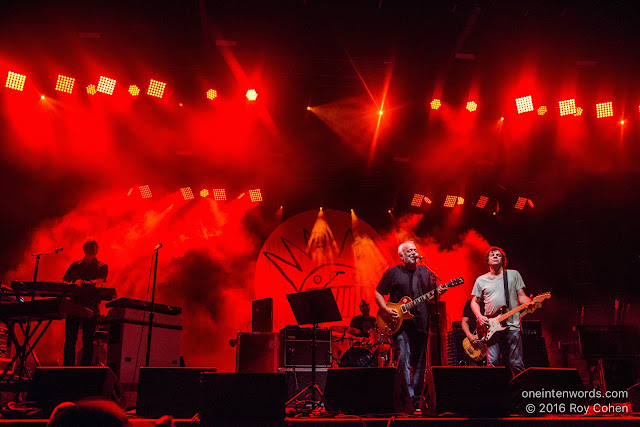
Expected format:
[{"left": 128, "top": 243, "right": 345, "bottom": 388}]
[
  {"left": 213, "top": 189, "right": 227, "bottom": 201},
  {"left": 200, "top": 189, "right": 209, "bottom": 198},
  {"left": 206, "top": 89, "right": 217, "bottom": 100},
  {"left": 457, "top": 197, "right": 464, "bottom": 205},
  {"left": 476, "top": 196, "right": 489, "bottom": 208},
  {"left": 180, "top": 187, "right": 194, "bottom": 200},
  {"left": 97, "top": 76, "right": 116, "bottom": 95},
  {"left": 514, "top": 197, "right": 528, "bottom": 210},
  {"left": 411, "top": 194, "right": 424, "bottom": 207},
  {"left": 444, "top": 195, "right": 457, "bottom": 207},
  {"left": 246, "top": 89, "right": 258, "bottom": 101},
  {"left": 86, "top": 84, "right": 97, "bottom": 95},
  {"left": 128, "top": 85, "right": 140, "bottom": 96},
  {"left": 527, "top": 199, "right": 534, "bottom": 208},
  {"left": 5, "top": 71, "right": 26, "bottom": 91},
  {"left": 537, "top": 106, "right": 547, "bottom": 116},
  {"left": 249, "top": 189, "right": 263, "bottom": 202},
  {"left": 574, "top": 107, "right": 583, "bottom": 117},
  {"left": 596, "top": 102, "right": 613, "bottom": 118},
  {"left": 430, "top": 99, "right": 441, "bottom": 110},
  {"left": 147, "top": 79, "right": 166, "bottom": 98},
  {"left": 515, "top": 96, "right": 534, "bottom": 114},
  {"left": 55, "top": 75, "right": 75, "bottom": 94},
  {"left": 424, "top": 197, "right": 432, "bottom": 205},
  {"left": 127, "top": 188, "right": 133, "bottom": 197},
  {"left": 558, "top": 99, "right": 576, "bottom": 116},
  {"left": 466, "top": 101, "right": 477, "bottom": 112},
  {"left": 139, "top": 185, "right": 152, "bottom": 199}
]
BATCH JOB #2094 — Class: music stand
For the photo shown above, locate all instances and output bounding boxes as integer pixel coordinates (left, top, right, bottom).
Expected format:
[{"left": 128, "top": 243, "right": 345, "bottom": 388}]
[{"left": 285, "top": 288, "right": 342, "bottom": 410}]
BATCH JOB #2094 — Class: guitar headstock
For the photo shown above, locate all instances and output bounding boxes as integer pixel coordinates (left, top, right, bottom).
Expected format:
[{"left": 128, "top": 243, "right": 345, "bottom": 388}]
[
  {"left": 446, "top": 277, "right": 464, "bottom": 288},
  {"left": 533, "top": 292, "right": 551, "bottom": 302},
  {"left": 523, "top": 292, "right": 551, "bottom": 316}
]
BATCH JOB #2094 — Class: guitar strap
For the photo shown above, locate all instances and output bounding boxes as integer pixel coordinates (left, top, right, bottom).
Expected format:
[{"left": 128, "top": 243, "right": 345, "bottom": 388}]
[{"left": 503, "top": 269, "right": 510, "bottom": 311}]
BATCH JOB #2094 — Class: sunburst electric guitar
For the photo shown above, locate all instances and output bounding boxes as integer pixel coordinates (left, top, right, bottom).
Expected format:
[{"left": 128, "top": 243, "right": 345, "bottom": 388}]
[{"left": 376, "top": 277, "right": 464, "bottom": 335}]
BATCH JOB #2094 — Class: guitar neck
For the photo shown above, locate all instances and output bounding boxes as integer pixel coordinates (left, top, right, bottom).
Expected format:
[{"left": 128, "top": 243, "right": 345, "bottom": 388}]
[
  {"left": 404, "top": 283, "right": 446, "bottom": 310},
  {"left": 497, "top": 302, "right": 528, "bottom": 323}
]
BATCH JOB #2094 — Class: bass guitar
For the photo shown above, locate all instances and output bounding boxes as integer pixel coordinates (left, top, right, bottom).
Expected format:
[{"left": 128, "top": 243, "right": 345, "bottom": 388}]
[
  {"left": 476, "top": 292, "right": 551, "bottom": 343},
  {"left": 377, "top": 277, "right": 464, "bottom": 335},
  {"left": 462, "top": 333, "right": 486, "bottom": 361}
]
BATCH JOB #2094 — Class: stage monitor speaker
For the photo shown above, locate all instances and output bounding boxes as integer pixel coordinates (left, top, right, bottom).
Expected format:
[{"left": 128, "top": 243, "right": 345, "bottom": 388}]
[
  {"left": 432, "top": 366, "right": 511, "bottom": 416},
  {"left": 510, "top": 367, "right": 587, "bottom": 414},
  {"left": 236, "top": 332, "right": 279, "bottom": 373},
  {"left": 136, "top": 367, "right": 217, "bottom": 418},
  {"left": 252, "top": 297, "right": 273, "bottom": 332},
  {"left": 324, "top": 367, "right": 414, "bottom": 415},
  {"left": 199, "top": 373, "right": 286, "bottom": 422},
  {"left": 27, "top": 367, "right": 126, "bottom": 416},
  {"left": 628, "top": 381, "right": 640, "bottom": 412}
]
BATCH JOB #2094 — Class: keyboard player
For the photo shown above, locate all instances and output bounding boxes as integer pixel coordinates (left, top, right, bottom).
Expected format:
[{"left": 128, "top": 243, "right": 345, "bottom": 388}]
[{"left": 62, "top": 240, "right": 108, "bottom": 366}]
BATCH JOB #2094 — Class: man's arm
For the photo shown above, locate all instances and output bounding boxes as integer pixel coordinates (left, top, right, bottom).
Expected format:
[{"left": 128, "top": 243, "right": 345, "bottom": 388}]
[
  {"left": 375, "top": 290, "right": 398, "bottom": 319},
  {"left": 471, "top": 296, "right": 489, "bottom": 327},
  {"left": 461, "top": 316, "right": 476, "bottom": 341},
  {"left": 517, "top": 288, "right": 534, "bottom": 306}
]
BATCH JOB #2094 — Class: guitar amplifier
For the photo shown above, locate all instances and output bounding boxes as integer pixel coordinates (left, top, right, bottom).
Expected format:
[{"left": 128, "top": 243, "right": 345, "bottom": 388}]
[{"left": 279, "top": 327, "right": 332, "bottom": 367}]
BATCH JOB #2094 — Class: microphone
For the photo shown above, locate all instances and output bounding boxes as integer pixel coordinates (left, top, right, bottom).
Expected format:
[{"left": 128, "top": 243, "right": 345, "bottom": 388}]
[
  {"left": 335, "top": 271, "right": 345, "bottom": 274},
  {"left": 414, "top": 255, "right": 423, "bottom": 259},
  {"left": 154, "top": 243, "right": 163, "bottom": 251},
  {"left": 55, "top": 247, "right": 64, "bottom": 253}
]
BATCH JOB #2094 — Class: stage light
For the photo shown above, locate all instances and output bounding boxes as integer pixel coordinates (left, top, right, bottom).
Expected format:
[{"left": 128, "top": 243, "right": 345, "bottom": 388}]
[
  {"left": 238, "top": 193, "right": 245, "bottom": 199},
  {"left": 178, "top": 103, "right": 183, "bottom": 107},
  {"left": 180, "top": 187, "right": 194, "bottom": 200},
  {"left": 596, "top": 102, "right": 613, "bottom": 118},
  {"left": 515, "top": 96, "right": 534, "bottom": 114},
  {"left": 444, "top": 195, "right": 457, "bottom": 207},
  {"left": 55, "top": 75, "right": 75, "bottom": 94},
  {"left": 514, "top": 197, "right": 528, "bottom": 210},
  {"left": 500, "top": 117, "right": 505, "bottom": 121},
  {"left": 424, "top": 197, "right": 432, "bottom": 205},
  {"left": 307, "top": 106, "right": 312, "bottom": 111},
  {"left": 537, "top": 106, "right": 547, "bottom": 116},
  {"left": 213, "top": 189, "right": 227, "bottom": 201},
  {"left": 457, "top": 197, "right": 464, "bottom": 205},
  {"left": 430, "top": 99, "right": 441, "bottom": 110},
  {"left": 6, "top": 71, "right": 26, "bottom": 91},
  {"left": 558, "top": 99, "right": 576, "bottom": 116},
  {"left": 249, "top": 189, "right": 263, "bottom": 202},
  {"left": 128, "top": 85, "right": 140, "bottom": 96},
  {"left": 126, "top": 188, "right": 133, "bottom": 197},
  {"left": 200, "top": 189, "right": 209, "bottom": 198},
  {"left": 411, "top": 194, "right": 424, "bottom": 207},
  {"left": 476, "top": 196, "right": 489, "bottom": 208},
  {"left": 96, "top": 76, "right": 116, "bottom": 95},
  {"left": 620, "top": 120, "right": 625, "bottom": 125},
  {"left": 378, "top": 109, "right": 383, "bottom": 115},
  {"left": 574, "top": 107, "right": 583, "bottom": 117},
  {"left": 206, "top": 89, "right": 217, "bottom": 100},
  {"left": 147, "top": 79, "right": 166, "bottom": 98},
  {"left": 527, "top": 199, "right": 534, "bottom": 208},
  {"left": 139, "top": 185, "right": 152, "bottom": 199},
  {"left": 86, "top": 84, "right": 97, "bottom": 95},
  {"left": 466, "top": 101, "right": 477, "bottom": 112},
  {"left": 246, "top": 89, "right": 258, "bottom": 101},
  {"left": 40, "top": 95, "right": 45, "bottom": 100}
]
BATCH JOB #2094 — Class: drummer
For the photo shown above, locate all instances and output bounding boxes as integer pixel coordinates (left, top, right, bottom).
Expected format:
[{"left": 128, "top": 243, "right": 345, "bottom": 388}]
[{"left": 349, "top": 300, "right": 376, "bottom": 338}]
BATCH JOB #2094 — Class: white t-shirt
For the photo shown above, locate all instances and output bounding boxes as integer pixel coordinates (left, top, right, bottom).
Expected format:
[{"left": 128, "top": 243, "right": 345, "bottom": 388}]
[{"left": 471, "top": 269, "right": 525, "bottom": 330}]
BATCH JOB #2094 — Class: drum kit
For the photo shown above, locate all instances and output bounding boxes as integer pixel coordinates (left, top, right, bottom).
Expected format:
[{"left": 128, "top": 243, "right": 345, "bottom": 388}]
[{"left": 329, "top": 325, "right": 393, "bottom": 368}]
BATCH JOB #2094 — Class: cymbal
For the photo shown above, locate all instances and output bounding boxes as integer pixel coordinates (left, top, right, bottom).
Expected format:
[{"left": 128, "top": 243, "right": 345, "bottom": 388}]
[{"left": 330, "top": 325, "right": 361, "bottom": 336}]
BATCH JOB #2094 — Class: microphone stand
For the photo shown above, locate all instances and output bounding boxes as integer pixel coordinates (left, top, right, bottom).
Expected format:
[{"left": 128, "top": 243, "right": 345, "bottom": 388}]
[
  {"left": 420, "top": 259, "right": 443, "bottom": 367},
  {"left": 145, "top": 247, "right": 160, "bottom": 367}
]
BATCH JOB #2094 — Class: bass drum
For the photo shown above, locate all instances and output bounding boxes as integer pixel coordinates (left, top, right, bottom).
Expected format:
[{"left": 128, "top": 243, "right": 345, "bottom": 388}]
[{"left": 339, "top": 346, "right": 376, "bottom": 367}]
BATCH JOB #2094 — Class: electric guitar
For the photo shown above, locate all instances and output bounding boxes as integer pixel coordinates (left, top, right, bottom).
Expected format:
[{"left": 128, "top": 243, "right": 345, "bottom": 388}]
[
  {"left": 462, "top": 333, "right": 486, "bottom": 361},
  {"left": 476, "top": 292, "right": 551, "bottom": 343},
  {"left": 376, "top": 277, "right": 464, "bottom": 335}
]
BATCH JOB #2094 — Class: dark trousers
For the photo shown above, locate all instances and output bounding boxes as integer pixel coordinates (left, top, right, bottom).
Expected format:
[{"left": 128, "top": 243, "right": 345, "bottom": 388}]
[
  {"left": 393, "top": 322, "right": 428, "bottom": 401},
  {"left": 486, "top": 329, "right": 525, "bottom": 377},
  {"left": 64, "top": 316, "right": 97, "bottom": 366}
]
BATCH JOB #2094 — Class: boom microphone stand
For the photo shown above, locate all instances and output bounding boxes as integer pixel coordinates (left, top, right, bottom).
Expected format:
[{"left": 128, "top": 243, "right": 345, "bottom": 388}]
[{"left": 145, "top": 244, "right": 162, "bottom": 367}]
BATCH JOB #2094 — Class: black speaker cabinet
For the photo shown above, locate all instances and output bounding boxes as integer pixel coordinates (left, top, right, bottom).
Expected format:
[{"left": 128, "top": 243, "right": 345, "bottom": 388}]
[
  {"left": 280, "top": 327, "right": 332, "bottom": 367},
  {"left": 236, "top": 332, "right": 279, "bottom": 373},
  {"left": 199, "top": 373, "right": 286, "bottom": 422},
  {"left": 510, "top": 367, "right": 587, "bottom": 414},
  {"left": 27, "top": 367, "right": 126, "bottom": 416},
  {"left": 279, "top": 367, "right": 328, "bottom": 400},
  {"left": 252, "top": 297, "right": 273, "bottom": 332},
  {"left": 432, "top": 366, "right": 511, "bottom": 416},
  {"left": 136, "top": 367, "right": 217, "bottom": 418},
  {"left": 324, "top": 367, "right": 414, "bottom": 415}
]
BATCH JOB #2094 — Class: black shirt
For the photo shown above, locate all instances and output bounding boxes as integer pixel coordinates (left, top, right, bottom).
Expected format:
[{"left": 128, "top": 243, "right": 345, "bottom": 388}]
[
  {"left": 350, "top": 315, "right": 376, "bottom": 337},
  {"left": 376, "top": 264, "right": 435, "bottom": 333},
  {"left": 462, "top": 299, "right": 484, "bottom": 331},
  {"left": 62, "top": 259, "right": 109, "bottom": 312}
]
